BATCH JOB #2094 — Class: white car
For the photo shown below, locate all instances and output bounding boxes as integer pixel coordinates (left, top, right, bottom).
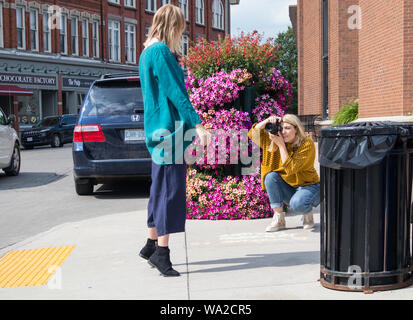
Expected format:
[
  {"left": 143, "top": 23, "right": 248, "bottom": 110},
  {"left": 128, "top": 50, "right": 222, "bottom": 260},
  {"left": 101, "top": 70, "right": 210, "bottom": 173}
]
[{"left": 0, "top": 107, "right": 20, "bottom": 176}]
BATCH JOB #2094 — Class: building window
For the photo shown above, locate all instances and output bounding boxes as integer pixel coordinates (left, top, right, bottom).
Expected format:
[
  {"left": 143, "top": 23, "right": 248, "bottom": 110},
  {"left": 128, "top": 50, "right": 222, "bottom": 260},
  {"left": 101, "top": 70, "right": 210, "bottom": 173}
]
[
  {"left": 179, "top": 0, "right": 189, "bottom": 20},
  {"left": 30, "top": 10, "right": 39, "bottom": 51},
  {"left": 145, "top": 0, "right": 156, "bottom": 12},
  {"left": 145, "top": 25, "right": 150, "bottom": 39},
  {"left": 60, "top": 14, "right": 67, "bottom": 54},
  {"left": 196, "top": 0, "right": 204, "bottom": 25},
  {"left": 43, "top": 12, "right": 51, "bottom": 52},
  {"left": 124, "top": 0, "right": 135, "bottom": 8},
  {"left": 181, "top": 34, "right": 189, "bottom": 56},
  {"left": 108, "top": 0, "right": 120, "bottom": 4},
  {"left": 160, "top": 0, "right": 170, "bottom": 6},
  {"left": 82, "top": 19, "right": 89, "bottom": 57},
  {"left": 212, "top": 0, "right": 224, "bottom": 30},
  {"left": 0, "top": 4, "right": 3, "bottom": 48},
  {"left": 71, "top": 17, "right": 79, "bottom": 55},
  {"left": 108, "top": 20, "right": 120, "bottom": 62},
  {"left": 16, "top": 7, "right": 25, "bottom": 49},
  {"left": 92, "top": 21, "right": 99, "bottom": 58},
  {"left": 125, "top": 23, "right": 136, "bottom": 63},
  {"left": 322, "top": 0, "right": 329, "bottom": 120}
]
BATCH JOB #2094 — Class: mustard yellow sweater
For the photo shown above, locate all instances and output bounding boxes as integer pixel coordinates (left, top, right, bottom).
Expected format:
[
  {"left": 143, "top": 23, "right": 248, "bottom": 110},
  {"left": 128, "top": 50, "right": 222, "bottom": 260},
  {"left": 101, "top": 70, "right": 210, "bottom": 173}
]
[{"left": 248, "top": 123, "right": 320, "bottom": 190}]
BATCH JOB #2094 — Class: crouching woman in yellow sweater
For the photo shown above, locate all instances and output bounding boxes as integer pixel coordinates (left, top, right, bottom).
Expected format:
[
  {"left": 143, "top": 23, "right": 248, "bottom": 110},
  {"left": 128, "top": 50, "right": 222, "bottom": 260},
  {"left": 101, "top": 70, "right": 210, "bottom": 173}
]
[{"left": 248, "top": 114, "right": 320, "bottom": 232}]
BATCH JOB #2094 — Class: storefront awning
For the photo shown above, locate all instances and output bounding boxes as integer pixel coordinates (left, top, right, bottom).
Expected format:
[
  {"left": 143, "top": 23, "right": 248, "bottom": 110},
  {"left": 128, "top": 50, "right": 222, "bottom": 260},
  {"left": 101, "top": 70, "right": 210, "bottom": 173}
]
[{"left": 0, "top": 85, "right": 33, "bottom": 96}]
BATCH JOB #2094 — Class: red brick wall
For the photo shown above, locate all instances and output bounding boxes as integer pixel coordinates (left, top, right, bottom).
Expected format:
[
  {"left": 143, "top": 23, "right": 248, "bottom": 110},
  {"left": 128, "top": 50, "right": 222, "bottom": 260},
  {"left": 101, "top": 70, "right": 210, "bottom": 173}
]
[
  {"left": 329, "top": 0, "right": 359, "bottom": 118},
  {"left": 3, "top": 0, "right": 226, "bottom": 65},
  {"left": 359, "top": 0, "right": 404, "bottom": 118},
  {"left": 404, "top": 0, "right": 413, "bottom": 116},
  {"left": 297, "top": 0, "right": 322, "bottom": 116}
]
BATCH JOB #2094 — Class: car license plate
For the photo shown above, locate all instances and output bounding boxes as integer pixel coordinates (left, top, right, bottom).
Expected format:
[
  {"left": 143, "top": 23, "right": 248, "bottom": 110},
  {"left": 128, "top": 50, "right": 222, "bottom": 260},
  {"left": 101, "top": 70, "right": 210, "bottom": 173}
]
[
  {"left": 125, "top": 129, "right": 145, "bottom": 141},
  {"left": 27, "top": 137, "right": 33, "bottom": 142}
]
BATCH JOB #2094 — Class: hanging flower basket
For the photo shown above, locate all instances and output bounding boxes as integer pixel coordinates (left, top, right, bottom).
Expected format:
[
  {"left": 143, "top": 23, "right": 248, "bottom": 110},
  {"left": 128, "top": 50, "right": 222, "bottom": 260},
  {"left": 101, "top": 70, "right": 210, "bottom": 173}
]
[{"left": 181, "top": 31, "right": 294, "bottom": 220}]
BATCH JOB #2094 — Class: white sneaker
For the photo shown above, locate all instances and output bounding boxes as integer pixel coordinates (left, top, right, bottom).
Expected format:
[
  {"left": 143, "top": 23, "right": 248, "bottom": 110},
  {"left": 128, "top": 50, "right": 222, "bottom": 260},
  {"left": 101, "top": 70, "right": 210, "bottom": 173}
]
[
  {"left": 302, "top": 212, "right": 314, "bottom": 230},
  {"left": 265, "top": 212, "right": 286, "bottom": 232}
]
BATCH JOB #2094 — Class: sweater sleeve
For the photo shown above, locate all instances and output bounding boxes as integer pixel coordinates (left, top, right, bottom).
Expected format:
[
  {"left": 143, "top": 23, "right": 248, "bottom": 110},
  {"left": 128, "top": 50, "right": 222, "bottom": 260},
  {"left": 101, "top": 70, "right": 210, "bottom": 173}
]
[
  {"left": 248, "top": 123, "right": 270, "bottom": 150},
  {"left": 154, "top": 46, "right": 202, "bottom": 129},
  {"left": 281, "top": 138, "right": 315, "bottom": 176}
]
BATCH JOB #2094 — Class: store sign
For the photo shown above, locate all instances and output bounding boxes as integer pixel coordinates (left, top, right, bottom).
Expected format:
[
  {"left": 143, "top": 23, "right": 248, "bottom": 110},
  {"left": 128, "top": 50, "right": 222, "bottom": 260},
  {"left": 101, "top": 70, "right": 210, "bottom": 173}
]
[
  {"left": 0, "top": 73, "right": 57, "bottom": 86},
  {"left": 62, "top": 77, "right": 95, "bottom": 89}
]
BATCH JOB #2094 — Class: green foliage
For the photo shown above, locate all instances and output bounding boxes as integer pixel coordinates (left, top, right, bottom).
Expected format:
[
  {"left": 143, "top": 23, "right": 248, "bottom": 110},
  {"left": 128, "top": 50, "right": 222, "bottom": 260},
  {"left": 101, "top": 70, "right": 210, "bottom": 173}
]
[
  {"left": 332, "top": 100, "right": 359, "bottom": 125},
  {"left": 274, "top": 26, "right": 298, "bottom": 115}
]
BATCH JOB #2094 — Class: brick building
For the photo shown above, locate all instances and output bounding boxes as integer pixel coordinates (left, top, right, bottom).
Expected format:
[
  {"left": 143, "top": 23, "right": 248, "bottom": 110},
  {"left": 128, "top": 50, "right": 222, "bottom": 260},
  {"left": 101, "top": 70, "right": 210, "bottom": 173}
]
[
  {"left": 0, "top": 0, "right": 236, "bottom": 131},
  {"left": 290, "top": 0, "right": 413, "bottom": 123}
]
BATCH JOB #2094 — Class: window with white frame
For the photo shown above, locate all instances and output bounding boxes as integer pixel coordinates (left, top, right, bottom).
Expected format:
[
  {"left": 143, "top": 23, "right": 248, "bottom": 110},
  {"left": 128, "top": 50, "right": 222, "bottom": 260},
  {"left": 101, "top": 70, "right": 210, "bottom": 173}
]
[
  {"left": 145, "top": 25, "right": 150, "bottom": 39},
  {"left": 0, "top": 4, "right": 3, "bottom": 48},
  {"left": 212, "top": 0, "right": 224, "bottom": 30},
  {"left": 181, "top": 34, "right": 188, "bottom": 56},
  {"left": 179, "top": 0, "right": 188, "bottom": 20},
  {"left": 125, "top": 23, "right": 136, "bottom": 63},
  {"left": 82, "top": 19, "right": 89, "bottom": 56},
  {"left": 71, "top": 17, "right": 79, "bottom": 55},
  {"left": 92, "top": 21, "right": 99, "bottom": 58},
  {"left": 43, "top": 12, "right": 51, "bottom": 52},
  {"left": 30, "top": 10, "right": 39, "bottom": 51},
  {"left": 124, "top": 0, "right": 135, "bottom": 8},
  {"left": 108, "top": 20, "right": 120, "bottom": 62},
  {"left": 196, "top": 0, "right": 204, "bottom": 25},
  {"left": 60, "top": 14, "right": 67, "bottom": 54},
  {"left": 160, "top": 0, "right": 170, "bottom": 6},
  {"left": 108, "top": 0, "right": 120, "bottom": 4},
  {"left": 145, "top": 0, "right": 156, "bottom": 12},
  {"left": 16, "top": 7, "right": 25, "bottom": 49}
]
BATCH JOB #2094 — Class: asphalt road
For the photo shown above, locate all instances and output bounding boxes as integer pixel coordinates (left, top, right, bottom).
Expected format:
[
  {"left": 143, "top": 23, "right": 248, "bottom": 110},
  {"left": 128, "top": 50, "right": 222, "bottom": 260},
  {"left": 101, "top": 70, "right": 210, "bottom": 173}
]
[{"left": 0, "top": 143, "right": 151, "bottom": 250}]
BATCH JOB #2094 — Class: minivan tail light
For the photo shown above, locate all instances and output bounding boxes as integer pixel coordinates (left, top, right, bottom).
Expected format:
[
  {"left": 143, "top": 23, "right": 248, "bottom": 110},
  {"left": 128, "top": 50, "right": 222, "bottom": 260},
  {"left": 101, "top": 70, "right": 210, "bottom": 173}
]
[{"left": 73, "top": 125, "right": 106, "bottom": 142}]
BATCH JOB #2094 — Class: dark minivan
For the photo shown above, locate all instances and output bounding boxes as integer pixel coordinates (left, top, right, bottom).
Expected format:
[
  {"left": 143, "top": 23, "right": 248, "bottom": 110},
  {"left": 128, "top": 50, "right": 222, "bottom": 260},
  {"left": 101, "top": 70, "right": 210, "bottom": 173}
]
[
  {"left": 21, "top": 114, "right": 77, "bottom": 149},
  {"left": 72, "top": 73, "right": 151, "bottom": 195}
]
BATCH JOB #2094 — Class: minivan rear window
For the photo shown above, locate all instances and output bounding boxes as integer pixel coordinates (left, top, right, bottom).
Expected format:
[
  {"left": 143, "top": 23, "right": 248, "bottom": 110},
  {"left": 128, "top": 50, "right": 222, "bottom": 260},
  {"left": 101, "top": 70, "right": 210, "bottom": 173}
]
[{"left": 82, "top": 81, "right": 143, "bottom": 116}]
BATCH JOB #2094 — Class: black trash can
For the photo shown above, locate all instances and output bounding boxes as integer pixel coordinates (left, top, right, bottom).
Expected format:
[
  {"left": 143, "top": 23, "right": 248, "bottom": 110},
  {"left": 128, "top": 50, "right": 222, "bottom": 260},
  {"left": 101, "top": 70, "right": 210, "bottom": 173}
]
[{"left": 318, "top": 122, "right": 413, "bottom": 293}]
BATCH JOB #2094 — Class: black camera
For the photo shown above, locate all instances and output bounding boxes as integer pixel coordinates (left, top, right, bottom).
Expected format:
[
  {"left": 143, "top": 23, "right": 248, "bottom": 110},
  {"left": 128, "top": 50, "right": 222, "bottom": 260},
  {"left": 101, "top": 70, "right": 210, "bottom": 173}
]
[{"left": 265, "top": 119, "right": 282, "bottom": 136}]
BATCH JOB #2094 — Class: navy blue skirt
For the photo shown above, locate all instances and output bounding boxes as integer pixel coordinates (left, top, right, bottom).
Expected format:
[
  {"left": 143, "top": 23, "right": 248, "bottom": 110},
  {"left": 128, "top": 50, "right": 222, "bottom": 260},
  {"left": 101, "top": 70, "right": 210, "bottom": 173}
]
[{"left": 147, "top": 161, "right": 187, "bottom": 236}]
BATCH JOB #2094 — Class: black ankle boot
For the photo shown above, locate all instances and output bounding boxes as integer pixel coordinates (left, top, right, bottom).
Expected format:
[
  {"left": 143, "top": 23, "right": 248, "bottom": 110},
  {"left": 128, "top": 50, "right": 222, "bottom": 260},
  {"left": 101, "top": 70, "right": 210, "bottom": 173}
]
[
  {"left": 148, "top": 246, "right": 180, "bottom": 277},
  {"left": 139, "top": 238, "right": 157, "bottom": 260}
]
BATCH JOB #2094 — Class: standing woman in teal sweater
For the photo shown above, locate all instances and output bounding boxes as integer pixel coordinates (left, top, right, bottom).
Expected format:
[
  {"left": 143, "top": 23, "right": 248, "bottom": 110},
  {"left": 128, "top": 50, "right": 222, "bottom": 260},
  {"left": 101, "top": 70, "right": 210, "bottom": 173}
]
[{"left": 138, "top": 4, "right": 210, "bottom": 277}]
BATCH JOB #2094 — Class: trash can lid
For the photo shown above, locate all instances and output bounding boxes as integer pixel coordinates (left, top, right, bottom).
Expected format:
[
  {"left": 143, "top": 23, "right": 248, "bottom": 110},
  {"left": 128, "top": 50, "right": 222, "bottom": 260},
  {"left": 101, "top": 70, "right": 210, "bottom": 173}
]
[{"left": 319, "top": 121, "right": 413, "bottom": 138}]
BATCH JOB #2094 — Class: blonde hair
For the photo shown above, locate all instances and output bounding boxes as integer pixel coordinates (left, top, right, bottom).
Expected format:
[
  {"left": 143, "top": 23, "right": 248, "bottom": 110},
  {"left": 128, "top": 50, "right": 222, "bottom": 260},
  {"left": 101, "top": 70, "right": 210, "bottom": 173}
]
[
  {"left": 282, "top": 114, "right": 307, "bottom": 149},
  {"left": 144, "top": 4, "right": 185, "bottom": 55}
]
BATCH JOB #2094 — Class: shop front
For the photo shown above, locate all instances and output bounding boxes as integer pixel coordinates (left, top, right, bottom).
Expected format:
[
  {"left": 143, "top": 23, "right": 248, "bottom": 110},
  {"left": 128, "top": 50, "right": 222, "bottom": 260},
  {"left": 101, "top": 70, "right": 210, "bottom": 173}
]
[
  {"left": 62, "top": 76, "right": 95, "bottom": 115},
  {"left": 0, "top": 72, "right": 58, "bottom": 131}
]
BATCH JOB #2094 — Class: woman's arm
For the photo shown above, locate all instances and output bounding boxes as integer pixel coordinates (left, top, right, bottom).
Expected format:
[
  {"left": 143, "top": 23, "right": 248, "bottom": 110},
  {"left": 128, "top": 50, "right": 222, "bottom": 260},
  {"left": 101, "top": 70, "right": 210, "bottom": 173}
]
[
  {"left": 154, "top": 45, "right": 202, "bottom": 129},
  {"left": 281, "top": 139, "right": 315, "bottom": 176}
]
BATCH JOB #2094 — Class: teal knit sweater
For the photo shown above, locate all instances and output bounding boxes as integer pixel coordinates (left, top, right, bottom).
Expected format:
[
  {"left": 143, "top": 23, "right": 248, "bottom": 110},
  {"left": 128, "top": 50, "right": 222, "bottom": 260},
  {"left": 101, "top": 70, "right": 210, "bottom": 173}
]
[{"left": 139, "top": 42, "right": 202, "bottom": 165}]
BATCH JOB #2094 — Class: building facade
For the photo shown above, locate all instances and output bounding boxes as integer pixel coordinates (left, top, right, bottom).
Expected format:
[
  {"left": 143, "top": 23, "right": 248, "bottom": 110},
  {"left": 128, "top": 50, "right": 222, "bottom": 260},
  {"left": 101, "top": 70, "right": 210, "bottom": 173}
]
[
  {"left": 290, "top": 0, "right": 413, "bottom": 123},
  {"left": 0, "top": 0, "right": 234, "bottom": 131}
]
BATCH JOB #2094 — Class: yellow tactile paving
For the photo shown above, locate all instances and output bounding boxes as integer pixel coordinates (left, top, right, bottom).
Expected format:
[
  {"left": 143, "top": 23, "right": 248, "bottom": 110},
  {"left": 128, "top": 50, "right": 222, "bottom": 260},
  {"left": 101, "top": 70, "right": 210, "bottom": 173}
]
[{"left": 0, "top": 246, "right": 75, "bottom": 288}]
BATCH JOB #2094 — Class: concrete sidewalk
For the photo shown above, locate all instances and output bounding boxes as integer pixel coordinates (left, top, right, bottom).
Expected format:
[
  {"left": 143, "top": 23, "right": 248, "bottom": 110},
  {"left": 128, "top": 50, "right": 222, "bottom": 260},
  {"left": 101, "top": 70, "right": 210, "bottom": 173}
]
[{"left": 1, "top": 206, "right": 412, "bottom": 300}]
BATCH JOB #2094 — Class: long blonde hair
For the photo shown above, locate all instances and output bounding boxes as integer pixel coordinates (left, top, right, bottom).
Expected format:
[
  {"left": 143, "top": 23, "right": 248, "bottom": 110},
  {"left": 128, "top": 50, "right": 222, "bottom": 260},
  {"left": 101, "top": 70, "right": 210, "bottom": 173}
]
[
  {"left": 143, "top": 4, "right": 185, "bottom": 54},
  {"left": 282, "top": 114, "right": 307, "bottom": 150}
]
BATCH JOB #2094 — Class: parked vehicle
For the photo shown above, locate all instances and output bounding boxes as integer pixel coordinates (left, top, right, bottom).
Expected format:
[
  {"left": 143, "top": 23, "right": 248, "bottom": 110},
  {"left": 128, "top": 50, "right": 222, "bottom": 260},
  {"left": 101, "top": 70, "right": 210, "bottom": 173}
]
[
  {"left": 0, "top": 107, "right": 21, "bottom": 176},
  {"left": 72, "top": 73, "right": 151, "bottom": 195},
  {"left": 21, "top": 114, "right": 77, "bottom": 149}
]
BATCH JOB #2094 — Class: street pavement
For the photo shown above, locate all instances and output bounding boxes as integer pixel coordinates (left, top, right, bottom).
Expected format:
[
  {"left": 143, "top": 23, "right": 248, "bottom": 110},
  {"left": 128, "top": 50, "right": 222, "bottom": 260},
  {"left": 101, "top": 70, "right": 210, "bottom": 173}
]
[
  {"left": 0, "top": 142, "right": 413, "bottom": 300},
  {"left": 0, "top": 207, "right": 413, "bottom": 300}
]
